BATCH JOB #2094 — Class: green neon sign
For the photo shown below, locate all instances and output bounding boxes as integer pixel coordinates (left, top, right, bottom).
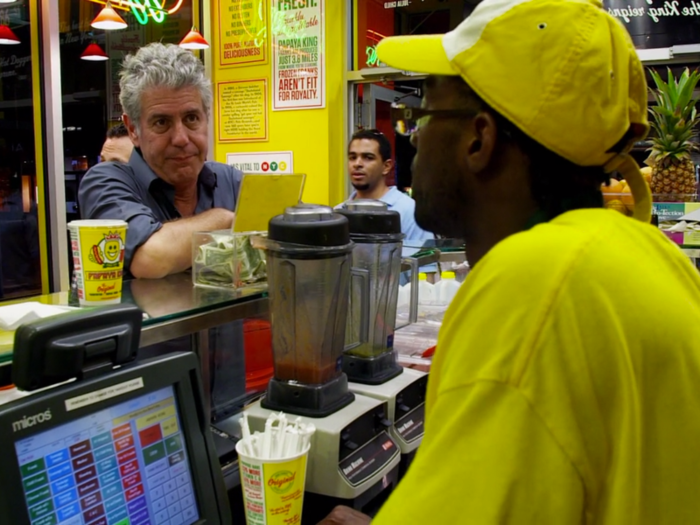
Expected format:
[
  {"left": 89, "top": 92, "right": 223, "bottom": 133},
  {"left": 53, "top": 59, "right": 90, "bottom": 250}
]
[
  {"left": 366, "top": 45, "right": 378, "bottom": 67},
  {"left": 130, "top": 0, "right": 166, "bottom": 25}
]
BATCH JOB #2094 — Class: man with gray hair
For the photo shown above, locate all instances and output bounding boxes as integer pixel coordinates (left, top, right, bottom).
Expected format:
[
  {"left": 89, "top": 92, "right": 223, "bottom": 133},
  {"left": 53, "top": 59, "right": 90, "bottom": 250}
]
[{"left": 79, "top": 43, "right": 242, "bottom": 279}]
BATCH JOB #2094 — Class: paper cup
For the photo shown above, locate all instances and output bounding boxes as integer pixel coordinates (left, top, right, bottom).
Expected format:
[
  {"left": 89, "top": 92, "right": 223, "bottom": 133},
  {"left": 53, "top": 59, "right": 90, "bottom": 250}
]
[
  {"left": 236, "top": 440, "right": 310, "bottom": 525},
  {"left": 68, "top": 220, "right": 128, "bottom": 306}
]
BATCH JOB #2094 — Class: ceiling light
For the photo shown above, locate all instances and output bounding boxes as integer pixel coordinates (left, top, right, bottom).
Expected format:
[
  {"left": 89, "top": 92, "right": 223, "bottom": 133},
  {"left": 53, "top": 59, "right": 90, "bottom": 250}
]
[
  {"left": 179, "top": 27, "right": 209, "bottom": 50},
  {"left": 91, "top": 1, "right": 128, "bottom": 31},
  {"left": 81, "top": 42, "right": 109, "bottom": 61},
  {"left": 0, "top": 25, "right": 20, "bottom": 45}
]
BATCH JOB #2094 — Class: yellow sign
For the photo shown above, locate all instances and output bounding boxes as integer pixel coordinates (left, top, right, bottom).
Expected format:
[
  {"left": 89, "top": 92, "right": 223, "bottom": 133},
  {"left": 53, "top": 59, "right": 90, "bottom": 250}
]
[
  {"left": 161, "top": 417, "right": 179, "bottom": 437},
  {"left": 218, "top": 0, "right": 268, "bottom": 67},
  {"left": 218, "top": 79, "right": 268, "bottom": 142},
  {"left": 233, "top": 173, "right": 306, "bottom": 232},
  {"left": 112, "top": 398, "right": 173, "bottom": 426},
  {"left": 136, "top": 405, "right": 176, "bottom": 431}
]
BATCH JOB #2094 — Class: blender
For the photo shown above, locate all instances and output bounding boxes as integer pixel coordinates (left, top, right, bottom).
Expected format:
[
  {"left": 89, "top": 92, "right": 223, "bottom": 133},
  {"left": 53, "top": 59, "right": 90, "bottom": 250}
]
[
  {"left": 244, "top": 204, "right": 400, "bottom": 513},
  {"left": 337, "top": 199, "right": 428, "bottom": 475}
]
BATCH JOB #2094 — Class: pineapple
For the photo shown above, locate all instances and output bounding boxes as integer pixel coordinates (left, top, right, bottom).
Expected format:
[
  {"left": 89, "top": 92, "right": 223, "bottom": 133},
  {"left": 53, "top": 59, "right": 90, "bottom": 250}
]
[{"left": 647, "top": 68, "right": 700, "bottom": 202}]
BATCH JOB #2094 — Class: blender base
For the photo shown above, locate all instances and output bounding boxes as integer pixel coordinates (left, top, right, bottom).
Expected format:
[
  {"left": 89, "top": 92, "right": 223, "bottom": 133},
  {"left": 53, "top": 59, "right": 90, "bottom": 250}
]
[
  {"left": 262, "top": 373, "right": 356, "bottom": 418},
  {"left": 342, "top": 351, "right": 404, "bottom": 385},
  {"left": 246, "top": 393, "right": 401, "bottom": 500},
  {"left": 349, "top": 368, "right": 428, "bottom": 455}
]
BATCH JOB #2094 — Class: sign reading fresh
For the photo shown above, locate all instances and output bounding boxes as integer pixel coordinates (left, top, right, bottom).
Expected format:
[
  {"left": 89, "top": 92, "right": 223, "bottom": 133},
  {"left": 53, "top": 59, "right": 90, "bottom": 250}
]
[{"left": 272, "top": 0, "right": 325, "bottom": 110}]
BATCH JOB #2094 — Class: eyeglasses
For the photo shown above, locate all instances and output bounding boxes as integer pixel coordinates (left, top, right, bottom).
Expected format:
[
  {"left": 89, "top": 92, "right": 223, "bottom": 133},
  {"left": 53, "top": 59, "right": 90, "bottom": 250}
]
[{"left": 390, "top": 103, "right": 478, "bottom": 136}]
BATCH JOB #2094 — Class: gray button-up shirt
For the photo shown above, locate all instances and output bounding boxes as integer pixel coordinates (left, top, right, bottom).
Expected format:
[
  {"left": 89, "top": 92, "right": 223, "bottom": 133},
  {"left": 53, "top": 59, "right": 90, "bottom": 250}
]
[{"left": 78, "top": 149, "right": 243, "bottom": 275}]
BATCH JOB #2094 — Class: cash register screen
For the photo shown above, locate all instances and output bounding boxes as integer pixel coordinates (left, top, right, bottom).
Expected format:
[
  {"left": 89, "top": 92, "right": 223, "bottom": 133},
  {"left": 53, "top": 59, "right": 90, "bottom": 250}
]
[{"left": 13, "top": 385, "right": 200, "bottom": 525}]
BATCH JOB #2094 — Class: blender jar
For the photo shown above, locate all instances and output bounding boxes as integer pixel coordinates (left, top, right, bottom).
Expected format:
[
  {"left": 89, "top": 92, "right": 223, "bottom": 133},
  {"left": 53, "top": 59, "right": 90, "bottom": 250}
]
[
  {"left": 337, "top": 200, "right": 404, "bottom": 384},
  {"left": 261, "top": 204, "right": 357, "bottom": 416}
]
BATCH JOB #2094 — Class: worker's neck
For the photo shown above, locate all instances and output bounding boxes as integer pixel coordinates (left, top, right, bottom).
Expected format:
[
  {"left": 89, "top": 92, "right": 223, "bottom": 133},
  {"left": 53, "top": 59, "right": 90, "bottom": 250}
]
[
  {"left": 462, "top": 214, "right": 532, "bottom": 267},
  {"left": 174, "top": 183, "right": 198, "bottom": 217},
  {"left": 461, "top": 175, "right": 538, "bottom": 267},
  {"left": 355, "top": 182, "right": 390, "bottom": 201}
]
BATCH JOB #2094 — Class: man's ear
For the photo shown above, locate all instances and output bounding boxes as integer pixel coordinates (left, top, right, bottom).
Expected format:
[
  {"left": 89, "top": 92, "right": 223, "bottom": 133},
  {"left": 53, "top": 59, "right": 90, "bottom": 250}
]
[
  {"left": 122, "top": 114, "right": 140, "bottom": 148},
  {"left": 382, "top": 158, "right": 394, "bottom": 177},
  {"left": 464, "top": 112, "right": 498, "bottom": 175}
]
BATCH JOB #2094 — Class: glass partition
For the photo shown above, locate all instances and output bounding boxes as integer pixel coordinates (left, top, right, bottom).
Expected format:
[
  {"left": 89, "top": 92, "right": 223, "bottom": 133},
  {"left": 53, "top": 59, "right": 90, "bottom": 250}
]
[
  {"left": 58, "top": 0, "right": 196, "bottom": 224},
  {"left": 354, "top": 0, "right": 474, "bottom": 70},
  {"left": 0, "top": 0, "right": 43, "bottom": 300}
]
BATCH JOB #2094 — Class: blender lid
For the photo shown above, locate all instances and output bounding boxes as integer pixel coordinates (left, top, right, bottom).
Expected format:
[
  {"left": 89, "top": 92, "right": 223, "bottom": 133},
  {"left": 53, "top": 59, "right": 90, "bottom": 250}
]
[
  {"left": 336, "top": 199, "right": 403, "bottom": 239},
  {"left": 268, "top": 203, "right": 350, "bottom": 247},
  {"left": 343, "top": 199, "right": 388, "bottom": 211},
  {"left": 283, "top": 203, "right": 334, "bottom": 221}
]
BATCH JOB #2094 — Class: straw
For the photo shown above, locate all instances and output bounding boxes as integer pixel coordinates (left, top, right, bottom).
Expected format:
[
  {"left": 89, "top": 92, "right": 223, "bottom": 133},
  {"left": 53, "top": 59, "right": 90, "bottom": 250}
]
[
  {"left": 263, "top": 417, "right": 274, "bottom": 459},
  {"left": 240, "top": 413, "right": 253, "bottom": 456},
  {"left": 273, "top": 413, "right": 288, "bottom": 459},
  {"left": 238, "top": 411, "right": 316, "bottom": 460},
  {"left": 284, "top": 428, "right": 300, "bottom": 457}
]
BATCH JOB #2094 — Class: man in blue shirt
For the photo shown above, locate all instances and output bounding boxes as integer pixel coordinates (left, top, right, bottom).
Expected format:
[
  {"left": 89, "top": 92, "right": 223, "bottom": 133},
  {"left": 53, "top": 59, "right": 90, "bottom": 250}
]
[
  {"left": 79, "top": 44, "right": 247, "bottom": 422},
  {"left": 79, "top": 43, "right": 243, "bottom": 279},
  {"left": 343, "top": 129, "right": 433, "bottom": 241},
  {"left": 99, "top": 123, "right": 133, "bottom": 164}
]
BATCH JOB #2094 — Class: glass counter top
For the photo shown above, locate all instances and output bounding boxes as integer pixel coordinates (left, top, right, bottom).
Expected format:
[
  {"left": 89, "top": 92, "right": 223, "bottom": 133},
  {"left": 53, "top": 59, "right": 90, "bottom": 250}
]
[
  {"left": 403, "top": 238, "right": 465, "bottom": 251},
  {"left": 0, "top": 272, "right": 268, "bottom": 364}
]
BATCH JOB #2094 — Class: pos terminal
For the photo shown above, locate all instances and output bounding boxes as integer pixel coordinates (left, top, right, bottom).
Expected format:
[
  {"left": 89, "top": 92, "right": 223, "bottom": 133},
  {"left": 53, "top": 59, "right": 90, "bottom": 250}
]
[{"left": 0, "top": 304, "right": 232, "bottom": 525}]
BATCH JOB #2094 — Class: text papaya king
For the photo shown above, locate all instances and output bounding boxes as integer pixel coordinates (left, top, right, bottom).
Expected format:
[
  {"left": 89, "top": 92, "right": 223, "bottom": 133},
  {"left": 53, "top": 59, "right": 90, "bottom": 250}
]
[
  {"left": 278, "top": 0, "right": 318, "bottom": 10},
  {"left": 87, "top": 270, "right": 123, "bottom": 280}
]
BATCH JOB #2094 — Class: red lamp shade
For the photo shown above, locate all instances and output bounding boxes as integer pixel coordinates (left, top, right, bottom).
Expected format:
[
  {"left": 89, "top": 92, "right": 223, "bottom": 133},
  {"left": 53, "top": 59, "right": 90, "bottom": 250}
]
[
  {"left": 81, "top": 42, "right": 109, "bottom": 61},
  {"left": 0, "top": 25, "right": 20, "bottom": 45},
  {"left": 91, "top": 2, "right": 127, "bottom": 31},
  {"left": 179, "top": 27, "right": 209, "bottom": 50}
]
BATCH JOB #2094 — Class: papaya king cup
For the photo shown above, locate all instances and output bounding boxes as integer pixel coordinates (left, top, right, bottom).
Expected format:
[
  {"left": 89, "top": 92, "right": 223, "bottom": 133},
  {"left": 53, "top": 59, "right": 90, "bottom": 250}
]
[{"left": 68, "top": 220, "right": 128, "bottom": 306}]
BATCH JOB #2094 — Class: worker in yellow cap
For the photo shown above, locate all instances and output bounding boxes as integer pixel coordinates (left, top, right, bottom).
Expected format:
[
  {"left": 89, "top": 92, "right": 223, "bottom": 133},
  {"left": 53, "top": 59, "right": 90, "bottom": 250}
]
[{"left": 319, "top": 0, "right": 700, "bottom": 523}]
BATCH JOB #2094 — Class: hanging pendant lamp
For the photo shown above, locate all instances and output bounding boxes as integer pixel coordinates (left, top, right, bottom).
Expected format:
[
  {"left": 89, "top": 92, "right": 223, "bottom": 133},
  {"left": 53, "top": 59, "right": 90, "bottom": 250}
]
[
  {"left": 81, "top": 42, "right": 109, "bottom": 61},
  {"left": 179, "top": 27, "right": 209, "bottom": 50},
  {"left": 91, "top": 0, "right": 127, "bottom": 31},
  {"left": 0, "top": 25, "right": 20, "bottom": 45}
]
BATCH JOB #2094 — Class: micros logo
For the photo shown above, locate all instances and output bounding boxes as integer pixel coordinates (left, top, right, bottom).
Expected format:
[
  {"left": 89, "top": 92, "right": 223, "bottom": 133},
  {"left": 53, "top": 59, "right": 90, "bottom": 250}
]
[
  {"left": 12, "top": 409, "right": 52, "bottom": 432},
  {"left": 268, "top": 470, "right": 296, "bottom": 494}
]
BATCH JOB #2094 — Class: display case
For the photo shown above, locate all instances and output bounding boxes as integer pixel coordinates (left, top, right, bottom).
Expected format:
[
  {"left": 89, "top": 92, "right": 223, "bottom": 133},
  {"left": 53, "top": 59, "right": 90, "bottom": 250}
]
[
  {"left": 392, "top": 240, "right": 467, "bottom": 373},
  {"left": 0, "top": 272, "right": 272, "bottom": 490}
]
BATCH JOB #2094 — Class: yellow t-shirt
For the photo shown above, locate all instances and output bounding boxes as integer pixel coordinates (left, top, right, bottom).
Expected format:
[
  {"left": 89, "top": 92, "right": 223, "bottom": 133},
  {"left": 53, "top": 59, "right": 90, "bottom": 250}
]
[{"left": 374, "top": 208, "right": 700, "bottom": 524}]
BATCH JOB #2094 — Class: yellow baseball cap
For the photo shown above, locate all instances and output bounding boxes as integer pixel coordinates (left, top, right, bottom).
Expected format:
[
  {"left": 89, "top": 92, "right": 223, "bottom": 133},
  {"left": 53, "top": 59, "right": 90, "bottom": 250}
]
[{"left": 376, "top": 0, "right": 651, "bottom": 222}]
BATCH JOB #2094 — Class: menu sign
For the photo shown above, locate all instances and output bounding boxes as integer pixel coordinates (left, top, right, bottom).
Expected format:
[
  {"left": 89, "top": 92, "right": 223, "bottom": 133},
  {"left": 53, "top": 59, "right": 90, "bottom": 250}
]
[
  {"left": 218, "top": 0, "right": 267, "bottom": 67},
  {"left": 272, "top": 0, "right": 325, "bottom": 111},
  {"left": 604, "top": 0, "right": 700, "bottom": 48},
  {"left": 217, "top": 79, "right": 268, "bottom": 142}
]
